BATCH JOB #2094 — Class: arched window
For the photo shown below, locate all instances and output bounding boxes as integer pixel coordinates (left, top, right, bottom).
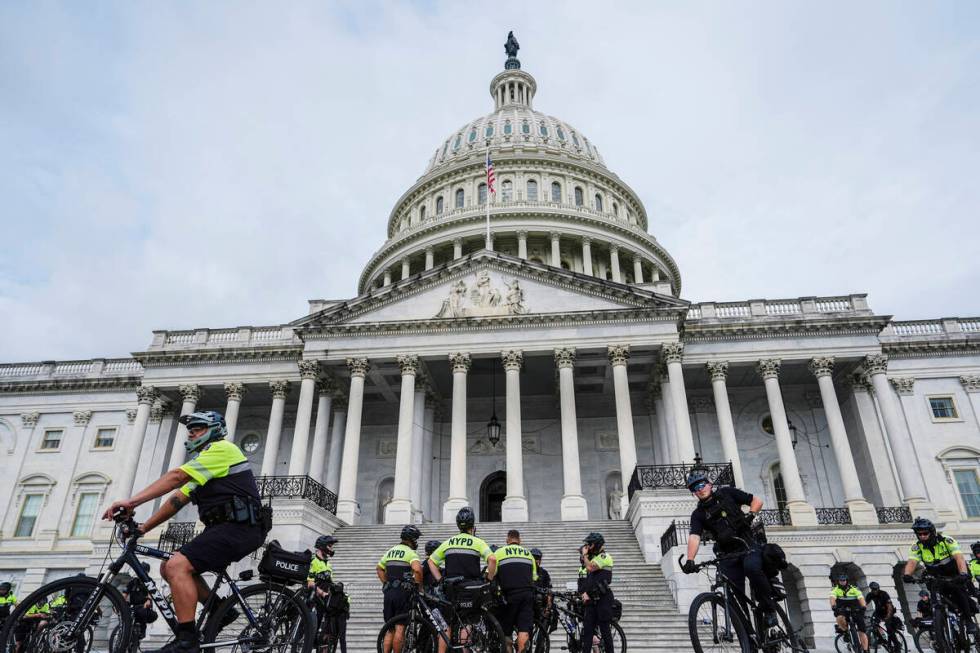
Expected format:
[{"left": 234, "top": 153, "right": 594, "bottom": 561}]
[
  {"left": 468, "top": 128, "right": 477, "bottom": 144},
  {"left": 612, "top": 201, "right": 619, "bottom": 217},
  {"left": 522, "top": 121, "right": 530, "bottom": 135},
  {"left": 551, "top": 181, "right": 561, "bottom": 202},
  {"left": 503, "top": 121, "right": 512, "bottom": 135},
  {"left": 452, "top": 135, "right": 461, "bottom": 152},
  {"left": 539, "top": 123, "right": 548, "bottom": 137},
  {"left": 485, "top": 124, "right": 494, "bottom": 139},
  {"left": 938, "top": 447, "right": 980, "bottom": 518},
  {"left": 419, "top": 205, "right": 426, "bottom": 222},
  {"left": 441, "top": 141, "right": 449, "bottom": 159},
  {"left": 574, "top": 186, "right": 584, "bottom": 207},
  {"left": 594, "top": 194, "right": 603, "bottom": 212},
  {"left": 501, "top": 180, "right": 513, "bottom": 202},
  {"left": 572, "top": 132, "right": 580, "bottom": 147},
  {"left": 770, "top": 463, "right": 788, "bottom": 511},
  {"left": 14, "top": 473, "right": 56, "bottom": 538},
  {"left": 455, "top": 188, "right": 465, "bottom": 208},
  {"left": 436, "top": 196, "right": 444, "bottom": 214},
  {"left": 556, "top": 126, "right": 566, "bottom": 141},
  {"left": 69, "top": 472, "right": 110, "bottom": 538},
  {"left": 526, "top": 180, "right": 538, "bottom": 201},
  {"left": 478, "top": 183, "right": 487, "bottom": 205}
]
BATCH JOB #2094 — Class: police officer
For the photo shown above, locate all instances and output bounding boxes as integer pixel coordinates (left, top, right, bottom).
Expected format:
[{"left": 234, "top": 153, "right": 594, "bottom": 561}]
[
  {"left": 970, "top": 542, "right": 980, "bottom": 591},
  {"left": 530, "top": 548, "right": 554, "bottom": 634},
  {"left": 311, "top": 535, "right": 348, "bottom": 653},
  {"left": 0, "top": 582, "right": 16, "bottom": 622},
  {"left": 865, "top": 581, "right": 898, "bottom": 648},
  {"left": 103, "top": 410, "right": 266, "bottom": 653},
  {"left": 423, "top": 540, "right": 443, "bottom": 591},
  {"left": 902, "top": 517, "right": 977, "bottom": 635},
  {"left": 492, "top": 530, "right": 537, "bottom": 653},
  {"left": 681, "top": 470, "right": 777, "bottom": 626},
  {"left": 915, "top": 589, "right": 933, "bottom": 628},
  {"left": 124, "top": 563, "right": 158, "bottom": 652},
  {"left": 378, "top": 525, "right": 423, "bottom": 653},
  {"left": 831, "top": 573, "right": 869, "bottom": 652},
  {"left": 427, "top": 507, "right": 497, "bottom": 653},
  {"left": 579, "top": 532, "right": 614, "bottom": 653}
]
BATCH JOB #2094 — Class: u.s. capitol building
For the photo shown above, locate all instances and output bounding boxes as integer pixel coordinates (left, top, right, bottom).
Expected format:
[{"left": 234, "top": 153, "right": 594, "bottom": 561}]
[{"left": 2, "top": 38, "right": 978, "bottom": 650}]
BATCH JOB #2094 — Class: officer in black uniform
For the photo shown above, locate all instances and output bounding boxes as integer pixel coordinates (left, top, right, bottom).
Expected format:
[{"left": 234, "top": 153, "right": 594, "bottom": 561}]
[
  {"left": 378, "top": 525, "right": 423, "bottom": 653},
  {"left": 492, "top": 530, "right": 537, "bottom": 652},
  {"left": 865, "top": 581, "right": 898, "bottom": 647},
  {"left": 124, "top": 563, "right": 158, "bottom": 651},
  {"left": 423, "top": 540, "right": 443, "bottom": 591},
  {"left": 103, "top": 410, "right": 265, "bottom": 653},
  {"left": 915, "top": 589, "right": 933, "bottom": 628},
  {"left": 681, "top": 469, "right": 776, "bottom": 626},
  {"left": 579, "top": 532, "right": 615, "bottom": 653}
]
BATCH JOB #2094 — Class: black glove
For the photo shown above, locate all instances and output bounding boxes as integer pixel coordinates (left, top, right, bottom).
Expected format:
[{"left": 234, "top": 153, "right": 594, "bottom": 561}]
[
  {"left": 682, "top": 560, "right": 697, "bottom": 575},
  {"left": 903, "top": 574, "right": 914, "bottom": 584}
]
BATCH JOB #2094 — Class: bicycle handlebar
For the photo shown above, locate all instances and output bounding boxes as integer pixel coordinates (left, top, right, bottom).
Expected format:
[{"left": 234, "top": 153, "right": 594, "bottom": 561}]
[{"left": 111, "top": 506, "right": 141, "bottom": 546}]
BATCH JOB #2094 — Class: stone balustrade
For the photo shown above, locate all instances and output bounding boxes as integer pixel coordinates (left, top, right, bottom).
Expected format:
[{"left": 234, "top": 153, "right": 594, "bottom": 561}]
[
  {"left": 0, "top": 358, "right": 143, "bottom": 380},
  {"left": 686, "top": 295, "right": 872, "bottom": 321},
  {"left": 885, "top": 318, "right": 980, "bottom": 337},
  {"left": 149, "top": 325, "right": 300, "bottom": 350}
]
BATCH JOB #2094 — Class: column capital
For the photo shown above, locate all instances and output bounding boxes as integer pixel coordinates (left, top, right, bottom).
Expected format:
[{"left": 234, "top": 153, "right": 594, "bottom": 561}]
[
  {"left": 298, "top": 360, "right": 321, "bottom": 380},
  {"left": 136, "top": 385, "right": 159, "bottom": 405},
  {"left": 346, "top": 357, "right": 371, "bottom": 378},
  {"left": 224, "top": 381, "right": 247, "bottom": 401},
  {"left": 609, "top": 244, "right": 619, "bottom": 254},
  {"left": 517, "top": 230, "right": 528, "bottom": 239},
  {"left": 646, "top": 379, "right": 662, "bottom": 399},
  {"left": 662, "top": 342, "right": 684, "bottom": 364},
  {"left": 864, "top": 353, "right": 889, "bottom": 375},
  {"left": 501, "top": 350, "right": 524, "bottom": 372},
  {"left": 549, "top": 231, "right": 561, "bottom": 242},
  {"left": 959, "top": 375, "right": 980, "bottom": 393},
  {"left": 178, "top": 384, "right": 201, "bottom": 403},
  {"left": 449, "top": 352, "right": 472, "bottom": 374},
  {"left": 757, "top": 359, "right": 782, "bottom": 380},
  {"left": 269, "top": 380, "right": 291, "bottom": 399},
  {"left": 706, "top": 360, "right": 729, "bottom": 381},
  {"left": 453, "top": 237, "right": 463, "bottom": 246},
  {"left": 21, "top": 411, "right": 40, "bottom": 427},
  {"left": 73, "top": 410, "right": 93, "bottom": 426},
  {"left": 125, "top": 409, "right": 138, "bottom": 424},
  {"left": 316, "top": 377, "right": 337, "bottom": 396},
  {"left": 396, "top": 354, "right": 421, "bottom": 376},
  {"left": 890, "top": 376, "right": 916, "bottom": 395},
  {"left": 581, "top": 236, "right": 592, "bottom": 246},
  {"left": 846, "top": 373, "right": 875, "bottom": 394},
  {"left": 333, "top": 395, "right": 349, "bottom": 411},
  {"left": 149, "top": 398, "right": 170, "bottom": 424},
  {"left": 809, "top": 356, "right": 835, "bottom": 379},
  {"left": 554, "top": 347, "right": 576, "bottom": 369},
  {"left": 607, "top": 344, "right": 630, "bottom": 366}
]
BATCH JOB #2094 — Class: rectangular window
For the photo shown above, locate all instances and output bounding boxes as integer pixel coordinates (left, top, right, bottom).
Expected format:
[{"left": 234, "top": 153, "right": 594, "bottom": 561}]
[
  {"left": 71, "top": 493, "right": 99, "bottom": 537},
  {"left": 15, "top": 494, "right": 43, "bottom": 537},
  {"left": 39, "top": 429, "right": 63, "bottom": 450},
  {"left": 929, "top": 397, "right": 958, "bottom": 419},
  {"left": 94, "top": 428, "right": 116, "bottom": 449},
  {"left": 954, "top": 470, "right": 980, "bottom": 518}
]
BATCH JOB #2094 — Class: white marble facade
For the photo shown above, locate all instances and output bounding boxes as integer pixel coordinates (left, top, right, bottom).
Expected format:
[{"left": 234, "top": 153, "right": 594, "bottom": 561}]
[{"left": 1, "top": 46, "right": 980, "bottom": 649}]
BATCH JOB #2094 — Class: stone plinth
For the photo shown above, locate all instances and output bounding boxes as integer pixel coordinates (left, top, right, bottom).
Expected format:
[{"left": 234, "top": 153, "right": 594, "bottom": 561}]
[{"left": 626, "top": 489, "right": 697, "bottom": 563}]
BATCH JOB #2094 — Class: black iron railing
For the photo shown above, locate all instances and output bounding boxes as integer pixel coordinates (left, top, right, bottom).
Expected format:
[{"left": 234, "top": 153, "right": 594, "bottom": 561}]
[
  {"left": 876, "top": 506, "right": 913, "bottom": 524},
  {"left": 628, "top": 456, "right": 735, "bottom": 500},
  {"left": 816, "top": 507, "right": 852, "bottom": 525},
  {"left": 256, "top": 475, "right": 338, "bottom": 514},
  {"left": 758, "top": 508, "right": 791, "bottom": 526},
  {"left": 660, "top": 520, "right": 686, "bottom": 556},
  {"left": 159, "top": 521, "right": 198, "bottom": 553}
]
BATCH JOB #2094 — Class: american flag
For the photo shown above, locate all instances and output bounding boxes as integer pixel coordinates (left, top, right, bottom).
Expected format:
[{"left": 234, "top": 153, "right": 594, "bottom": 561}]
[{"left": 486, "top": 150, "right": 496, "bottom": 195}]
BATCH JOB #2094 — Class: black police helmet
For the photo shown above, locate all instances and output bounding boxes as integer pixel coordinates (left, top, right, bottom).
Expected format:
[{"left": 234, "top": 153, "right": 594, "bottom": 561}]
[
  {"left": 686, "top": 470, "right": 710, "bottom": 492},
  {"left": 401, "top": 525, "right": 422, "bottom": 546},
  {"left": 919, "top": 590, "right": 930, "bottom": 598},
  {"left": 316, "top": 535, "right": 338, "bottom": 552},
  {"left": 425, "top": 540, "right": 441, "bottom": 556},
  {"left": 912, "top": 517, "right": 936, "bottom": 538},
  {"left": 869, "top": 581, "right": 880, "bottom": 591},
  {"left": 530, "top": 547, "right": 543, "bottom": 559},
  {"left": 456, "top": 506, "right": 476, "bottom": 532},
  {"left": 584, "top": 532, "right": 605, "bottom": 549},
  {"left": 972, "top": 541, "right": 980, "bottom": 555},
  {"left": 0, "top": 582, "right": 10, "bottom": 592}
]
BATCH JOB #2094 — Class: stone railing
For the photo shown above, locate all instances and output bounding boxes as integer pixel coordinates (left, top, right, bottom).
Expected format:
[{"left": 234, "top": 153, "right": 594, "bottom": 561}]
[
  {"left": 149, "top": 326, "right": 300, "bottom": 350},
  {"left": 256, "top": 475, "right": 338, "bottom": 514},
  {"left": 627, "top": 460, "right": 735, "bottom": 500},
  {"left": 0, "top": 358, "right": 143, "bottom": 381},
  {"left": 159, "top": 521, "right": 199, "bottom": 553},
  {"left": 884, "top": 319, "right": 980, "bottom": 338},
  {"left": 685, "top": 295, "right": 872, "bottom": 321}
]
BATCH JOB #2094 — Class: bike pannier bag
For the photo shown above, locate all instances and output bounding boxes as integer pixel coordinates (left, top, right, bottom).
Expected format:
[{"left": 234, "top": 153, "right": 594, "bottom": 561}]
[
  {"left": 447, "top": 580, "right": 491, "bottom": 611},
  {"left": 258, "top": 540, "right": 310, "bottom": 585},
  {"left": 761, "top": 542, "right": 788, "bottom": 578},
  {"left": 611, "top": 598, "right": 623, "bottom": 622}
]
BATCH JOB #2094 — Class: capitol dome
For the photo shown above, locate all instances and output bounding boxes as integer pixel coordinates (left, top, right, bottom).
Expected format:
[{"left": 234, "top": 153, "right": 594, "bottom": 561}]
[{"left": 358, "top": 41, "right": 681, "bottom": 297}]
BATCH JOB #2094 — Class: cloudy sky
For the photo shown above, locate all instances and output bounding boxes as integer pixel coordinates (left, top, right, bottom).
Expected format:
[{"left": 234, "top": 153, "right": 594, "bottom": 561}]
[{"left": 1, "top": 1, "right": 978, "bottom": 362}]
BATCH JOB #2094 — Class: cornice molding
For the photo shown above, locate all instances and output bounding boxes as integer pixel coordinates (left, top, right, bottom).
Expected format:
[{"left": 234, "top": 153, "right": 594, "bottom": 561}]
[
  {"left": 132, "top": 345, "right": 303, "bottom": 368},
  {"left": 882, "top": 340, "right": 980, "bottom": 359},
  {"left": 681, "top": 316, "right": 888, "bottom": 343},
  {"left": 0, "top": 376, "right": 142, "bottom": 395}
]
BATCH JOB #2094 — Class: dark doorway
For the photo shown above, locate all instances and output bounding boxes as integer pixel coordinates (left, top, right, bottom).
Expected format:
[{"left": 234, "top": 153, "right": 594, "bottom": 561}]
[{"left": 480, "top": 471, "right": 507, "bottom": 522}]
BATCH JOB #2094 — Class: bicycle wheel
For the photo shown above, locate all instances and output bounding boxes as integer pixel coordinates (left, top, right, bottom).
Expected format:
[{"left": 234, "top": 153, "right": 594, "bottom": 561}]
[
  {"left": 766, "top": 601, "right": 807, "bottom": 652},
  {"left": 835, "top": 633, "right": 855, "bottom": 653},
  {"left": 532, "top": 619, "right": 551, "bottom": 653},
  {"left": 0, "top": 575, "right": 131, "bottom": 653},
  {"left": 376, "top": 613, "right": 439, "bottom": 653},
  {"left": 913, "top": 628, "right": 934, "bottom": 653},
  {"left": 594, "top": 620, "right": 626, "bottom": 653},
  {"left": 455, "top": 609, "right": 506, "bottom": 653},
  {"left": 203, "top": 581, "right": 315, "bottom": 653},
  {"left": 689, "top": 592, "right": 751, "bottom": 653}
]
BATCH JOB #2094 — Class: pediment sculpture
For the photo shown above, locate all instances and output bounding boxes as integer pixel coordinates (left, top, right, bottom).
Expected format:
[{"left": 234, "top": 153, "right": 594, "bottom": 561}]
[{"left": 435, "top": 271, "right": 528, "bottom": 318}]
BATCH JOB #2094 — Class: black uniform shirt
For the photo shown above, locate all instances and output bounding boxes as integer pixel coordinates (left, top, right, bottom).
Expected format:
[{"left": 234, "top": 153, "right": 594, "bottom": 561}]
[{"left": 689, "top": 486, "right": 754, "bottom": 552}]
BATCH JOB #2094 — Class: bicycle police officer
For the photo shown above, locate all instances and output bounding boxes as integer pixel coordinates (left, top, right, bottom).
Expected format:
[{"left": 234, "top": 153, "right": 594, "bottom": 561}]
[
  {"left": 311, "top": 535, "right": 348, "bottom": 653},
  {"left": 103, "top": 410, "right": 266, "bottom": 653},
  {"left": 831, "top": 573, "right": 869, "bottom": 652},
  {"left": 902, "top": 517, "right": 977, "bottom": 635},
  {"left": 123, "top": 563, "right": 158, "bottom": 651},
  {"left": 865, "top": 581, "right": 899, "bottom": 648},
  {"left": 493, "top": 530, "right": 537, "bottom": 653},
  {"left": 423, "top": 540, "right": 443, "bottom": 591},
  {"left": 0, "top": 582, "right": 16, "bottom": 623},
  {"left": 681, "top": 469, "right": 777, "bottom": 626},
  {"left": 378, "top": 525, "right": 423, "bottom": 653},
  {"left": 579, "top": 532, "right": 615, "bottom": 653}
]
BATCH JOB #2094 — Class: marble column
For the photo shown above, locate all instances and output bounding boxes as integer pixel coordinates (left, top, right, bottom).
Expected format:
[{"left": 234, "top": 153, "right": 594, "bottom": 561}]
[
  {"left": 555, "top": 348, "right": 588, "bottom": 519},
  {"left": 287, "top": 360, "right": 320, "bottom": 476},
  {"left": 421, "top": 396, "right": 436, "bottom": 518},
  {"left": 223, "top": 382, "right": 246, "bottom": 442},
  {"left": 453, "top": 238, "right": 463, "bottom": 259},
  {"left": 609, "top": 345, "right": 637, "bottom": 516},
  {"left": 582, "top": 238, "right": 593, "bottom": 276},
  {"left": 706, "top": 361, "right": 744, "bottom": 488},
  {"left": 444, "top": 353, "right": 471, "bottom": 521},
  {"left": 383, "top": 270, "right": 392, "bottom": 287},
  {"left": 121, "top": 385, "right": 158, "bottom": 495},
  {"left": 168, "top": 384, "right": 201, "bottom": 471},
  {"left": 307, "top": 379, "right": 335, "bottom": 484},
  {"left": 518, "top": 231, "right": 528, "bottom": 260},
  {"left": 960, "top": 376, "right": 980, "bottom": 430},
  {"left": 810, "top": 357, "right": 878, "bottom": 524},
  {"left": 409, "top": 383, "right": 426, "bottom": 519},
  {"left": 260, "top": 380, "right": 290, "bottom": 476},
  {"left": 337, "top": 358, "right": 369, "bottom": 524},
  {"left": 633, "top": 255, "right": 644, "bottom": 284},
  {"left": 757, "top": 359, "right": 817, "bottom": 525},
  {"left": 649, "top": 382, "right": 671, "bottom": 465},
  {"left": 550, "top": 232, "right": 561, "bottom": 267},
  {"left": 425, "top": 248, "right": 434, "bottom": 270},
  {"left": 663, "top": 343, "right": 696, "bottom": 463},
  {"left": 386, "top": 355, "right": 418, "bottom": 524},
  {"left": 325, "top": 397, "right": 347, "bottom": 493},
  {"left": 848, "top": 375, "right": 902, "bottom": 506},
  {"left": 610, "top": 246, "right": 622, "bottom": 283},
  {"left": 659, "top": 370, "right": 679, "bottom": 464},
  {"left": 864, "top": 355, "right": 931, "bottom": 516},
  {"left": 401, "top": 258, "right": 410, "bottom": 280},
  {"left": 501, "top": 350, "right": 529, "bottom": 521}
]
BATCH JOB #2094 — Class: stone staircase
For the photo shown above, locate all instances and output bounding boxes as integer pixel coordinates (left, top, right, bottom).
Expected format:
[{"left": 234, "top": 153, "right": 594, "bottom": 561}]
[{"left": 327, "top": 519, "right": 692, "bottom": 651}]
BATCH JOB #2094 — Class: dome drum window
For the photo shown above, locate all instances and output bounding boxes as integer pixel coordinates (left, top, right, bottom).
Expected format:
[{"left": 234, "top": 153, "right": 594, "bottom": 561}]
[
  {"left": 556, "top": 126, "right": 566, "bottom": 142},
  {"left": 572, "top": 132, "right": 580, "bottom": 147},
  {"left": 594, "top": 194, "right": 603, "bottom": 212},
  {"left": 436, "top": 196, "right": 444, "bottom": 214},
  {"left": 485, "top": 125, "right": 494, "bottom": 139},
  {"left": 455, "top": 188, "right": 465, "bottom": 208},
  {"left": 419, "top": 205, "right": 426, "bottom": 222},
  {"left": 539, "top": 123, "right": 548, "bottom": 137},
  {"left": 501, "top": 180, "right": 513, "bottom": 202},
  {"left": 574, "top": 186, "right": 584, "bottom": 207},
  {"left": 551, "top": 181, "right": 561, "bottom": 203},
  {"left": 453, "top": 135, "right": 461, "bottom": 152},
  {"left": 503, "top": 120, "right": 512, "bottom": 135},
  {"left": 478, "top": 183, "right": 488, "bottom": 205},
  {"left": 526, "top": 179, "right": 538, "bottom": 201},
  {"left": 468, "top": 128, "right": 477, "bottom": 144},
  {"left": 521, "top": 121, "right": 530, "bottom": 135}
]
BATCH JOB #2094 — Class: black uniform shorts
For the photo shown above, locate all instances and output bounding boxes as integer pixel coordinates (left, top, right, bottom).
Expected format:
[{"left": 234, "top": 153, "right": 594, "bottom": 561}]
[
  {"left": 383, "top": 586, "right": 410, "bottom": 623},
  {"left": 179, "top": 522, "right": 265, "bottom": 574},
  {"left": 497, "top": 589, "right": 534, "bottom": 636}
]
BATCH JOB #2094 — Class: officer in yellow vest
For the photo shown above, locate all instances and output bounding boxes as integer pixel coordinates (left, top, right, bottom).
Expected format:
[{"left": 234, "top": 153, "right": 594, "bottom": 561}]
[
  {"left": 969, "top": 542, "right": 980, "bottom": 586},
  {"left": 902, "top": 518, "right": 976, "bottom": 635},
  {"left": 830, "top": 573, "right": 868, "bottom": 652},
  {"left": 579, "top": 532, "right": 615, "bottom": 653},
  {"left": 378, "top": 525, "right": 423, "bottom": 653},
  {"left": 0, "top": 582, "right": 16, "bottom": 621},
  {"left": 491, "top": 529, "right": 538, "bottom": 653}
]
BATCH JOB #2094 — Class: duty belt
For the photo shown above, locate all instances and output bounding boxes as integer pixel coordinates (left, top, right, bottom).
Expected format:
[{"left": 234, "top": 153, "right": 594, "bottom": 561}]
[{"left": 200, "top": 496, "right": 262, "bottom": 527}]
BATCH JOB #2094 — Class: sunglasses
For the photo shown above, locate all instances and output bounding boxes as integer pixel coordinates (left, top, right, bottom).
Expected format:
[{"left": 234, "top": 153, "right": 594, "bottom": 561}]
[{"left": 691, "top": 481, "right": 709, "bottom": 492}]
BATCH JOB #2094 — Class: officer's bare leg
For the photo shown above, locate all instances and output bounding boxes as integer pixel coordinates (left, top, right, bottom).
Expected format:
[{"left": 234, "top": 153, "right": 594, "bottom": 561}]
[
  {"left": 392, "top": 623, "right": 405, "bottom": 653},
  {"left": 515, "top": 630, "right": 530, "bottom": 652},
  {"left": 159, "top": 553, "right": 198, "bottom": 622}
]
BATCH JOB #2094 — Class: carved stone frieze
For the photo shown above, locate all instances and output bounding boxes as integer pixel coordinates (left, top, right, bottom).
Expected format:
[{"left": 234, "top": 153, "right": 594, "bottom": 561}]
[
  {"left": 434, "top": 270, "right": 528, "bottom": 318},
  {"left": 554, "top": 347, "right": 576, "bottom": 370},
  {"left": 224, "top": 382, "right": 247, "bottom": 402},
  {"left": 21, "top": 412, "right": 40, "bottom": 427},
  {"left": 706, "top": 361, "right": 729, "bottom": 382},
  {"left": 607, "top": 344, "right": 630, "bottom": 366},
  {"left": 125, "top": 409, "right": 138, "bottom": 424},
  {"left": 757, "top": 359, "right": 781, "bottom": 380},
  {"left": 269, "top": 380, "right": 290, "bottom": 400},
  {"left": 73, "top": 410, "right": 93, "bottom": 426},
  {"left": 346, "top": 358, "right": 370, "bottom": 378},
  {"left": 809, "top": 356, "right": 835, "bottom": 378},
  {"left": 449, "top": 352, "right": 472, "bottom": 374},
  {"left": 889, "top": 377, "right": 915, "bottom": 395},
  {"left": 960, "top": 376, "right": 980, "bottom": 393}
]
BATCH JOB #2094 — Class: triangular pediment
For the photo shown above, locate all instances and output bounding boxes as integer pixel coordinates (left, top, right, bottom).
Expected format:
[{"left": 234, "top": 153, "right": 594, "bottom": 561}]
[{"left": 294, "top": 251, "right": 687, "bottom": 329}]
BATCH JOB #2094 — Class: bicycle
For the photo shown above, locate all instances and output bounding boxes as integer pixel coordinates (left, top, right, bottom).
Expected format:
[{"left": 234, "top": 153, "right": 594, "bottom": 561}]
[
  {"left": 911, "top": 619, "right": 933, "bottom": 653},
  {"left": 868, "top": 614, "right": 907, "bottom": 653},
  {"left": 833, "top": 605, "right": 867, "bottom": 653},
  {"left": 298, "top": 576, "right": 348, "bottom": 653},
  {"left": 530, "top": 588, "right": 556, "bottom": 653},
  {"left": 682, "top": 550, "right": 807, "bottom": 653},
  {"left": 537, "top": 588, "right": 625, "bottom": 653},
  {"left": 0, "top": 509, "right": 316, "bottom": 653},
  {"left": 912, "top": 573, "right": 979, "bottom": 653}
]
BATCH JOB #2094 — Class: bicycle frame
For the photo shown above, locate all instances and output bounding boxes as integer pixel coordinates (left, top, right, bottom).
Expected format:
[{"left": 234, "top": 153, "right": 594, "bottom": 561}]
[{"left": 921, "top": 575, "right": 971, "bottom": 649}]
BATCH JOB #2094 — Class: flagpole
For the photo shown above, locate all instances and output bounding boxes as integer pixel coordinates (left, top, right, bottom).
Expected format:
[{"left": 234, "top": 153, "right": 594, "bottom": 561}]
[{"left": 485, "top": 142, "right": 492, "bottom": 250}]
